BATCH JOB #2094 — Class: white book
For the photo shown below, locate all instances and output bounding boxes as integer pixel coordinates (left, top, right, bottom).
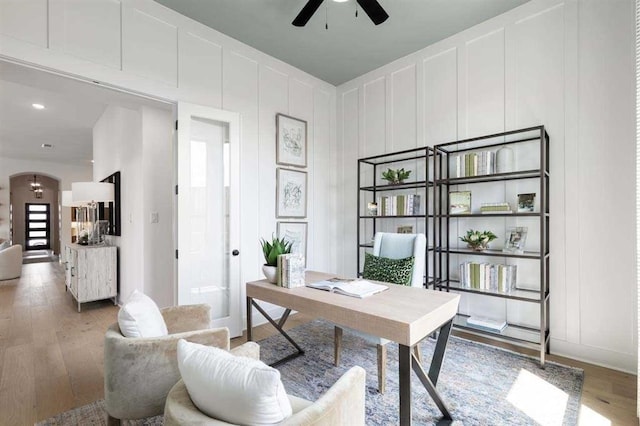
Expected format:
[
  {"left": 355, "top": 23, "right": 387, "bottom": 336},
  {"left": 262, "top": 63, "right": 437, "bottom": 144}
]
[
  {"left": 467, "top": 316, "right": 507, "bottom": 331},
  {"left": 307, "top": 278, "right": 388, "bottom": 298}
]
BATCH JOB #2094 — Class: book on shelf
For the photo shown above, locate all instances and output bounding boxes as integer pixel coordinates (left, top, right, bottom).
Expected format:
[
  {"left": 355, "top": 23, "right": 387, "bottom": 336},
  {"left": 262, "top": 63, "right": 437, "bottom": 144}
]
[
  {"left": 459, "top": 262, "right": 517, "bottom": 293},
  {"left": 480, "top": 202, "right": 512, "bottom": 214},
  {"left": 374, "top": 194, "right": 421, "bottom": 216},
  {"left": 455, "top": 150, "right": 496, "bottom": 178},
  {"left": 277, "top": 254, "right": 305, "bottom": 289},
  {"left": 467, "top": 316, "right": 507, "bottom": 331},
  {"left": 306, "top": 278, "right": 388, "bottom": 298}
]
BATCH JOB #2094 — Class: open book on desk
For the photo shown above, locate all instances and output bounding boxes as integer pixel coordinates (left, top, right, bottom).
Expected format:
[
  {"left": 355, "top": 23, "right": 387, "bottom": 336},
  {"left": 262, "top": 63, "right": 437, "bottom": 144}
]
[{"left": 306, "top": 278, "right": 388, "bottom": 299}]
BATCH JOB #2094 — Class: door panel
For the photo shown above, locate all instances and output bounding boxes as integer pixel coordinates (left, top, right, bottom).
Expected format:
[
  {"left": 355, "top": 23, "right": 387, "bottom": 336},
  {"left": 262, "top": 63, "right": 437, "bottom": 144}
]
[{"left": 177, "top": 103, "right": 241, "bottom": 337}]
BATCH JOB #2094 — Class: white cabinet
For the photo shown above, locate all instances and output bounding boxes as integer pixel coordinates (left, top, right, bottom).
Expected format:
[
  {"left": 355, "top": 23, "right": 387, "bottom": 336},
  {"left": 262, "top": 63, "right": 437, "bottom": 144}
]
[{"left": 64, "top": 244, "right": 117, "bottom": 312}]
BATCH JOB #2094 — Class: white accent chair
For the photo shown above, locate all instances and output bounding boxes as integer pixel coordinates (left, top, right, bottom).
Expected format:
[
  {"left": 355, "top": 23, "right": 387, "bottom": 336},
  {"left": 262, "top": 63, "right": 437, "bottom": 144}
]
[
  {"left": 164, "top": 349, "right": 366, "bottom": 426},
  {"left": 334, "top": 232, "right": 427, "bottom": 393},
  {"left": 0, "top": 244, "right": 22, "bottom": 281}
]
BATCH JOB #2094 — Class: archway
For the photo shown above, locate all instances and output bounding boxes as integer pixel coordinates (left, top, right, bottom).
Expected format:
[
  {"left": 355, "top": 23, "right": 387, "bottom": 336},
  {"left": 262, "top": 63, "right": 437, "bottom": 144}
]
[{"left": 9, "top": 172, "right": 60, "bottom": 256}]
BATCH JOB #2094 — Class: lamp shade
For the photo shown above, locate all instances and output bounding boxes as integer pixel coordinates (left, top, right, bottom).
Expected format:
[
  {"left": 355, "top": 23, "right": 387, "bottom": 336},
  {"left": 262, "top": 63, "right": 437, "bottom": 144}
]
[
  {"left": 72, "top": 182, "right": 115, "bottom": 203},
  {"left": 61, "top": 190, "right": 79, "bottom": 207}
]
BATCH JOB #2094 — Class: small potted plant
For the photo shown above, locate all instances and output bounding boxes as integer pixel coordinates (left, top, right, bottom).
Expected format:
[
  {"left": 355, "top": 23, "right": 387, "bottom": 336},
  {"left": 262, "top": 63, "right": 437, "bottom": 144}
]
[
  {"left": 260, "top": 235, "right": 293, "bottom": 283},
  {"left": 460, "top": 229, "right": 497, "bottom": 251},
  {"left": 381, "top": 168, "right": 411, "bottom": 185}
]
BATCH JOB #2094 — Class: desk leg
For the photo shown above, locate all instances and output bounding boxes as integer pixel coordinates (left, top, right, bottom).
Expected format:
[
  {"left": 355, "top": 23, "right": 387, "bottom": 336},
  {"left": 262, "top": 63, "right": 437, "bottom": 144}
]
[
  {"left": 399, "top": 344, "right": 412, "bottom": 426},
  {"left": 246, "top": 297, "right": 253, "bottom": 342},
  {"left": 399, "top": 319, "right": 455, "bottom": 426},
  {"left": 247, "top": 298, "right": 304, "bottom": 367}
]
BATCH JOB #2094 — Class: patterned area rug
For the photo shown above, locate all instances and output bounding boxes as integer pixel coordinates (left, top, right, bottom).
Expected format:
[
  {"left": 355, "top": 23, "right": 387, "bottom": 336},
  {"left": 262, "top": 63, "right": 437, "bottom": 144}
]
[{"left": 38, "top": 319, "right": 583, "bottom": 425}]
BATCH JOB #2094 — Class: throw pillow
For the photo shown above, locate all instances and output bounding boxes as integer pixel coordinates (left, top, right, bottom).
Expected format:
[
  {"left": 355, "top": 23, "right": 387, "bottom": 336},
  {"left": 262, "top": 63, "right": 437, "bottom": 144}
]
[
  {"left": 177, "top": 339, "right": 293, "bottom": 425},
  {"left": 362, "top": 252, "right": 414, "bottom": 286},
  {"left": 117, "top": 290, "right": 168, "bottom": 338}
]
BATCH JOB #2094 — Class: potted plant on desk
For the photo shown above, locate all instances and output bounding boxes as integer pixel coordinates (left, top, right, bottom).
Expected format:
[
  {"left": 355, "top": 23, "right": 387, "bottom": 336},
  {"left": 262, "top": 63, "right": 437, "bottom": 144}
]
[{"left": 260, "top": 235, "right": 293, "bottom": 283}]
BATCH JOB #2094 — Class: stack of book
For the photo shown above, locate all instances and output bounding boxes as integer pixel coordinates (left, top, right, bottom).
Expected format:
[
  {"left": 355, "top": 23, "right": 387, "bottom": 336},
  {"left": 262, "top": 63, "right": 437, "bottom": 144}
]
[
  {"left": 277, "top": 254, "right": 305, "bottom": 288},
  {"left": 454, "top": 151, "right": 496, "bottom": 177},
  {"left": 480, "top": 203, "right": 512, "bottom": 214},
  {"left": 459, "top": 262, "right": 517, "bottom": 293},
  {"left": 375, "top": 194, "right": 421, "bottom": 216}
]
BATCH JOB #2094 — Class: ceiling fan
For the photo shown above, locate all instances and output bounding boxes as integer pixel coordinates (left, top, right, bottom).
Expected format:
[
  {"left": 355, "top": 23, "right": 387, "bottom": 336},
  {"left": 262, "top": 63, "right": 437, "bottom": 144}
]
[{"left": 292, "top": 0, "right": 389, "bottom": 27}]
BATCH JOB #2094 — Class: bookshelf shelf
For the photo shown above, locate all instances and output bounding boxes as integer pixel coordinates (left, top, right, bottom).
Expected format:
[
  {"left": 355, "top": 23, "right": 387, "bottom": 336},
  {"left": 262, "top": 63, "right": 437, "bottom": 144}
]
[{"left": 435, "top": 126, "right": 550, "bottom": 366}]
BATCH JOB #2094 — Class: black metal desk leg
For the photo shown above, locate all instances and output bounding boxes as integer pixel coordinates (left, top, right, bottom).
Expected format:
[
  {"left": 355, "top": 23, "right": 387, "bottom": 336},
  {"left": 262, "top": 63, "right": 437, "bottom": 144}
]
[
  {"left": 246, "top": 297, "right": 253, "bottom": 341},
  {"left": 399, "top": 344, "right": 412, "bottom": 426},
  {"left": 429, "top": 319, "right": 453, "bottom": 386}
]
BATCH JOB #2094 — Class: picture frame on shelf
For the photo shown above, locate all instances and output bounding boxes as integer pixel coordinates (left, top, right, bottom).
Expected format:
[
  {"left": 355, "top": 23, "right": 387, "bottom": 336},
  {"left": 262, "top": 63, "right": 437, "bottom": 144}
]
[
  {"left": 517, "top": 193, "right": 536, "bottom": 212},
  {"left": 397, "top": 225, "right": 413, "bottom": 234},
  {"left": 367, "top": 202, "right": 378, "bottom": 216},
  {"left": 277, "top": 222, "right": 307, "bottom": 265},
  {"left": 276, "top": 113, "right": 307, "bottom": 168},
  {"left": 276, "top": 168, "right": 307, "bottom": 218},
  {"left": 503, "top": 227, "right": 528, "bottom": 254},
  {"left": 449, "top": 191, "right": 471, "bottom": 214}
]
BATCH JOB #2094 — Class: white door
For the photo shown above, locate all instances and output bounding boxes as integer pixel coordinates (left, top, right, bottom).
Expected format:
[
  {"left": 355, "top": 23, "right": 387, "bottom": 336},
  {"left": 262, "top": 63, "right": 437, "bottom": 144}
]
[{"left": 177, "top": 103, "right": 242, "bottom": 337}]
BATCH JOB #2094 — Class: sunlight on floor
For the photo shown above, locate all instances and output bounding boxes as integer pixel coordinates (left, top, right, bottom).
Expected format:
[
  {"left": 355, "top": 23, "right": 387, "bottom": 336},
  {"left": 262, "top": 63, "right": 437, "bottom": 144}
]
[
  {"left": 507, "top": 369, "right": 568, "bottom": 425},
  {"left": 578, "top": 404, "right": 612, "bottom": 426}
]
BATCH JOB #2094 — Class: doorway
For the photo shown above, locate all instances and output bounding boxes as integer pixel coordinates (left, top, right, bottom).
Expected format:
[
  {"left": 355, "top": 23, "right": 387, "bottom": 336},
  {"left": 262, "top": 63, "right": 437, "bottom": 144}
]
[{"left": 24, "top": 203, "right": 50, "bottom": 250}]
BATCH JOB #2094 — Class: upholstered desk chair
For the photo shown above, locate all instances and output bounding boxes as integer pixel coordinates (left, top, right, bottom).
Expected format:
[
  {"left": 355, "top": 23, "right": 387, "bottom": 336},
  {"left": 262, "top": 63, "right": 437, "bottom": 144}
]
[
  {"left": 0, "top": 244, "right": 22, "bottom": 281},
  {"left": 335, "top": 232, "right": 426, "bottom": 393},
  {"left": 164, "top": 346, "right": 366, "bottom": 426},
  {"left": 104, "top": 304, "right": 254, "bottom": 424}
]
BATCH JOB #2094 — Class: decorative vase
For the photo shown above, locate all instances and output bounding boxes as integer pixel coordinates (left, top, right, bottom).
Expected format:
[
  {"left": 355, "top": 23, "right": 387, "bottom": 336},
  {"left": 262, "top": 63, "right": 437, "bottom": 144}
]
[
  {"left": 496, "top": 146, "right": 514, "bottom": 173},
  {"left": 262, "top": 264, "right": 278, "bottom": 284},
  {"left": 468, "top": 243, "right": 488, "bottom": 252}
]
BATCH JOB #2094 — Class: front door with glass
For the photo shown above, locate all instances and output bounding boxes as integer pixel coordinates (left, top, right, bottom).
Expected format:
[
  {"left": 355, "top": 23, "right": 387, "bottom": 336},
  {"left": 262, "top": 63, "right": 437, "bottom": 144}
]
[{"left": 25, "top": 203, "right": 50, "bottom": 250}]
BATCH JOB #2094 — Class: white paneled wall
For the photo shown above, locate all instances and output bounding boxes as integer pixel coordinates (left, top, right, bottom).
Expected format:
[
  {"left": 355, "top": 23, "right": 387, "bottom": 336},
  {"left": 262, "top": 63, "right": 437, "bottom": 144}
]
[
  {"left": 0, "top": 0, "right": 336, "bottom": 323},
  {"left": 336, "top": 0, "right": 636, "bottom": 372}
]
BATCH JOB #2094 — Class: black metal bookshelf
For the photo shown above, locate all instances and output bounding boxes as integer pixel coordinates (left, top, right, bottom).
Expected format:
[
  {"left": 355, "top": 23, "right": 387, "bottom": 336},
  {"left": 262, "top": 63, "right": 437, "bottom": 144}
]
[
  {"left": 357, "top": 146, "right": 436, "bottom": 286},
  {"left": 434, "top": 126, "right": 550, "bottom": 366}
]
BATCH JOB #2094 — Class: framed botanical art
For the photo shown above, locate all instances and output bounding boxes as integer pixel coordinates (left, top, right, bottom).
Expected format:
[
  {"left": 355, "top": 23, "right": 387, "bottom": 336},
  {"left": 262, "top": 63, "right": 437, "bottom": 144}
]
[
  {"left": 276, "top": 113, "right": 307, "bottom": 168},
  {"left": 277, "top": 221, "right": 308, "bottom": 264},
  {"left": 276, "top": 168, "right": 307, "bottom": 218}
]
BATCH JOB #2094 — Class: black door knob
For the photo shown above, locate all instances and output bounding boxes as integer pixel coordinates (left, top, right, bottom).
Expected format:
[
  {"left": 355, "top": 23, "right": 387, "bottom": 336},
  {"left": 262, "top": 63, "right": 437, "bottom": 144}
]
[{"left": 232, "top": 249, "right": 240, "bottom": 256}]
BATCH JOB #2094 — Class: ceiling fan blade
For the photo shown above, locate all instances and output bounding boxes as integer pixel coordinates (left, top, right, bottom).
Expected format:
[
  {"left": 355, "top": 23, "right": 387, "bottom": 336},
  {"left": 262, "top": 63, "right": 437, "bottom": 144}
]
[
  {"left": 356, "top": 0, "right": 389, "bottom": 25},
  {"left": 292, "top": 0, "right": 325, "bottom": 27}
]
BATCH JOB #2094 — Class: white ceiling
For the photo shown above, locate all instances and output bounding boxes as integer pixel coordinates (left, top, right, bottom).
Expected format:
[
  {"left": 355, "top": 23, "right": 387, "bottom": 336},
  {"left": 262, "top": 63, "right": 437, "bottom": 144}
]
[
  {"left": 0, "top": 61, "right": 170, "bottom": 165},
  {"left": 154, "top": 0, "right": 530, "bottom": 85}
]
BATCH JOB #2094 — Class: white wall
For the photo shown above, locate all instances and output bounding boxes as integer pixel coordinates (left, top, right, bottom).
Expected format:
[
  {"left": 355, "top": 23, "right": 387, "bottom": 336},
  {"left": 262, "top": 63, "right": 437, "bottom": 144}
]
[
  {"left": 0, "top": 157, "right": 92, "bottom": 251},
  {"left": 93, "top": 105, "right": 144, "bottom": 303},
  {"left": 336, "top": 0, "right": 636, "bottom": 373},
  {"left": 0, "top": 0, "right": 337, "bottom": 323}
]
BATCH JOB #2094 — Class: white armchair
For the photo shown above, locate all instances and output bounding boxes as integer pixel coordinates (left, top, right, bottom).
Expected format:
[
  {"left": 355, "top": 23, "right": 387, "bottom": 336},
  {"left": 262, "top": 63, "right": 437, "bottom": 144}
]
[
  {"left": 164, "top": 348, "right": 366, "bottom": 426},
  {"left": 0, "top": 244, "right": 22, "bottom": 281},
  {"left": 335, "top": 232, "right": 426, "bottom": 393}
]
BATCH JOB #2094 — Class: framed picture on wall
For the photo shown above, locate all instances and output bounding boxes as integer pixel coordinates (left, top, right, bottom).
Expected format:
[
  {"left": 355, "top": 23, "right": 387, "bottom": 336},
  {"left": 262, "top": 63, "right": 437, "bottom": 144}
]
[
  {"left": 277, "top": 222, "right": 308, "bottom": 265},
  {"left": 276, "top": 168, "right": 307, "bottom": 218},
  {"left": 276, "top": 113, "right": 307, "bottom": 168}
]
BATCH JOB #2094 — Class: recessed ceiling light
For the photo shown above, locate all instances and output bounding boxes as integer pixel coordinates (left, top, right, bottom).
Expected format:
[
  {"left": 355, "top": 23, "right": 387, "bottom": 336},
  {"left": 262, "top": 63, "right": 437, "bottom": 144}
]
[
  {"left": 41, "top": 143, "right": 53, "bottom": 148},
  {"left": 32, "top": 103, "right": 45, "bottom": 110},
  {"left": 91, "top": 160, "right": 95, "bottom": 163},
  {"left": 333, "top": 0, "right": 349, "bottom": 2}
]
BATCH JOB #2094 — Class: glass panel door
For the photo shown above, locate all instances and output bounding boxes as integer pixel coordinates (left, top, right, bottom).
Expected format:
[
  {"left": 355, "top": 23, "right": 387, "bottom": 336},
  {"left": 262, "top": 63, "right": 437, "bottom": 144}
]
[
  {"left": 25, "top": 203, "right": 50, "bottom": 250},
  {"left": 177, "top": 103, "right": 241, "bottom": 337}
]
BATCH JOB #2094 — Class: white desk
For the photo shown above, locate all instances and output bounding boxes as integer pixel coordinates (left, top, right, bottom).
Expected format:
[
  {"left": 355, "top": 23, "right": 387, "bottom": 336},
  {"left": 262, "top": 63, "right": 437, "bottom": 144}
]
[{"left": 246, "top": 271, "right": 460, "bottom": 425}]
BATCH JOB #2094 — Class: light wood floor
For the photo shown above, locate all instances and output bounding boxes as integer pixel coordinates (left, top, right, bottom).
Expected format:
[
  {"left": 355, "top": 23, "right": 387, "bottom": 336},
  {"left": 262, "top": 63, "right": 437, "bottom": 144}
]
[{"left": 0, "top": 262, "right": 636, "bottom": 425}]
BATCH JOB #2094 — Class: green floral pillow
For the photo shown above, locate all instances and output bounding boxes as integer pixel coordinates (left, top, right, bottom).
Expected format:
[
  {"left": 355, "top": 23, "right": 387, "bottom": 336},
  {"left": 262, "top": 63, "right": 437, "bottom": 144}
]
[{"left": 362, "top": 252, "right": 415, "bottom": 286}]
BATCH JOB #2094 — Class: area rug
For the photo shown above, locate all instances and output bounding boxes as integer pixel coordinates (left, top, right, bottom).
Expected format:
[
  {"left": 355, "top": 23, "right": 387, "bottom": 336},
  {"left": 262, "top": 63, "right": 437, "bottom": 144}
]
[{"left": 38, "top": 319, "right": 583, "bottom": 425}]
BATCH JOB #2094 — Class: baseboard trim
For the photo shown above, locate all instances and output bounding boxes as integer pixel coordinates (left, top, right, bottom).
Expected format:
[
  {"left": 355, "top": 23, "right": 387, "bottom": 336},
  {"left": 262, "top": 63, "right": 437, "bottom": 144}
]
[{"left": 551, "top": 338, "right": 637, "bottom": 374}]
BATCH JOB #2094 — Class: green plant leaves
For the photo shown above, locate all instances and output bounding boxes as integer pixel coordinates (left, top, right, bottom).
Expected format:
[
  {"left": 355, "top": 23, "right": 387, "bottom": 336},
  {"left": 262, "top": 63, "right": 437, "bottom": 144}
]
[{"left": 259, "top": 235, "right": 293, "bottom": 266}]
